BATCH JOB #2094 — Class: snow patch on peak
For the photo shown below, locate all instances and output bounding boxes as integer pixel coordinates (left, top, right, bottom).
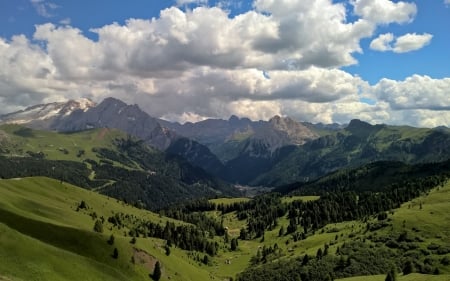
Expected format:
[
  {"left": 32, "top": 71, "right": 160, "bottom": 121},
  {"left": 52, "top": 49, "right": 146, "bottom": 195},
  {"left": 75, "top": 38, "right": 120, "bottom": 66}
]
[{"left": 0, "top": 98, "right": 96, "bottom": 127}]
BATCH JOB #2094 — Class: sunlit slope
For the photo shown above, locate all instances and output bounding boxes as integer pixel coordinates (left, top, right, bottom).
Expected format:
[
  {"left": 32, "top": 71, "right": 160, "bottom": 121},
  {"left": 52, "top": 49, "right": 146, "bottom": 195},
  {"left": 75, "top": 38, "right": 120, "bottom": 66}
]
[{"left": 0, "top": 177, "right": 212, "bottom": 281}]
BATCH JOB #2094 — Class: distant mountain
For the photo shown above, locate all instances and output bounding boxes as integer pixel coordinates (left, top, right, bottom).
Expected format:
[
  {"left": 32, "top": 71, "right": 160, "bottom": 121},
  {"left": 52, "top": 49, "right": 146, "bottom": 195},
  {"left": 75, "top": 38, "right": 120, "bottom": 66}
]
[
  {"left": 1, "top": 97, "right": 225, "bottom": 176},
  {"left": 160, "top": 114, "right": 320, "bottom": 183},
  {"left": 161, "top": 115, "right": 319, "bottom": 159},
  {"left": 0, "top": 124, "right": 238, "bottom": 209},
  {"left": 4, "top": 98, "right": 450, "bottom": 188},
  {"left": 253, "top": 119, "right": 450, "bottom": 186},
  {"left": 50, "top": 97, "right": 174, "bottom": 150},
  {"left": 0, "top": 98, "right": 95, "bottom": 130}
]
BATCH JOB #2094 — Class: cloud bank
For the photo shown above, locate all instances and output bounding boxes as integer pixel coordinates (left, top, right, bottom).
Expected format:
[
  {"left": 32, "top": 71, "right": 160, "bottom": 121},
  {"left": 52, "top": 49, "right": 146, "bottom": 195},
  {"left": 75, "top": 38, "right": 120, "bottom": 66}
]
[{"left": 0, "top": 0, "right": 449, "bottom": 128}]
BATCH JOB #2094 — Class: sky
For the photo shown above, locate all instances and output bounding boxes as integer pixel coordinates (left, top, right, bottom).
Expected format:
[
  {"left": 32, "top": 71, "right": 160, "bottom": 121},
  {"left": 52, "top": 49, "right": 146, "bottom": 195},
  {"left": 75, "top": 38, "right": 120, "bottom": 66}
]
[{"left": 0, "top": 0, "right": 450, "bottom": 127}]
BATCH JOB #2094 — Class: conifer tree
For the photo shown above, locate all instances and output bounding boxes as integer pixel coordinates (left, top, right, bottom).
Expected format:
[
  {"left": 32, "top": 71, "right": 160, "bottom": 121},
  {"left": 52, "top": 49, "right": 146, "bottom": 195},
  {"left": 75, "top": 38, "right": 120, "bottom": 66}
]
[{"left": 152, "top": 261, "right": 161, "bottom": 281}]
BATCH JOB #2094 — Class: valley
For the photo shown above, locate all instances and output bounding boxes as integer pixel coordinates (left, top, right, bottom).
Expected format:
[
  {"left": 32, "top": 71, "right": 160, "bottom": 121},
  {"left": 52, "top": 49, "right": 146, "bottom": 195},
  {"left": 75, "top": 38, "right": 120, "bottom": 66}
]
[
  {"left": 1, "top": 173, "right": 450, "bottom": 280},
  {"left": 0, "top": 99, "right": 450, "bottom": 280}
]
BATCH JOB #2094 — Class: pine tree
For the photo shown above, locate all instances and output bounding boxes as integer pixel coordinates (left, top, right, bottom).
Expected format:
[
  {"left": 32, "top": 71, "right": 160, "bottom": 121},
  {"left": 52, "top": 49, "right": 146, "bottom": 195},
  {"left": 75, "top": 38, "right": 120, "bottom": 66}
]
[
  {"left": 202, "top": 255, "right": 209, "bottom": 265},
  {"left": 107, "top": 234, "right": 115, "bottom": 245},
  {"left": 152, "top": 261, "right": 161, "bottom": 281},
  {"left": 231, "top": 238, "right": 238, "bottom": 251},
  {"left": 385, "top": 272, "right": 394, "bottom": 281},
  {"left": 93, "top": 219, "right": 103, "bottom": 233},
  {"left": 278, "top": 226, "right": 285, "bottom": 237},
  {"left": 112, "top": 248, "right": 118, "bottom": 259},
  {"left": 165, "top": 244, "right": 171, "bottom": 256},
  {"left": 403, "top": 260, "right": 414, "bottom": 275},
  {"left": 386, "top": 266, "right": 397, "bottom": 281}
]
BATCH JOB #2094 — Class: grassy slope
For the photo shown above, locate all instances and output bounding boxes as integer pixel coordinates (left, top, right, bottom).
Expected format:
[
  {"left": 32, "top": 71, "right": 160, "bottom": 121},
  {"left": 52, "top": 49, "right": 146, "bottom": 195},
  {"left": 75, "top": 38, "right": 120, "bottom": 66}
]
[
  {"left": 334, "top": 269, "right": 450, "bottom": 280},
  {"left": 0, "top": 124, "right": 126, "bottom": 163},
  {"left": 208, "top": 182, "right": 450, "bottom": 280},
  {"left": 209, "top": 197, "right": 251, "bottom": 205},
  {"left": 1, "top": 175, "right": 449, "bottom": 280},
  {"left": 0, "top": 177, "right": 211, "bottom": 281},
  {"left": 254, "top": 124, "right": 449, "bottom": 186}
]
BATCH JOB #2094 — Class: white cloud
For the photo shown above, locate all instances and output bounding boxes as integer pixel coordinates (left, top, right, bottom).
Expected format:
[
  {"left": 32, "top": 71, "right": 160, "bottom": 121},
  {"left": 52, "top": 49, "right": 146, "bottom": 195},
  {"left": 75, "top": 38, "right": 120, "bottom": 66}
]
[
  {"left": 30, "top": 0, "right": 58, "bottom": 18},
  {"left": 352, "top": 0, "right": 417, "bottom": 25},
  {"left": 59, "top": 18, "right": 71, "bottom": 25},
  {"left": 176, "top": 0, "right": 208, "bottom": 6},
  {"left": 393, "top": 33, "right": 433, "bottom": 53},
  {"left": 0, "top": 3, "right": 448, "bottom": 128},
  {"left": 371, "top": 75, "right": 450, "bottom": 111},
  {"left": 370, "top": 33, "right": 433, "bottom": 53},
  {"left": 370, "top": 33, "right": 394, "bottom": 51}
]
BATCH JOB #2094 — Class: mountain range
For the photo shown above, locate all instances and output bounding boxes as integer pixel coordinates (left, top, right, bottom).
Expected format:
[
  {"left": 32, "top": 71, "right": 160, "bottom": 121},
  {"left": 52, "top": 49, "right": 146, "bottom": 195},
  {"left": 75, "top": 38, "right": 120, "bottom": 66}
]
[{"left": 2, "top": 97, "right": 450, "bottom": 187}]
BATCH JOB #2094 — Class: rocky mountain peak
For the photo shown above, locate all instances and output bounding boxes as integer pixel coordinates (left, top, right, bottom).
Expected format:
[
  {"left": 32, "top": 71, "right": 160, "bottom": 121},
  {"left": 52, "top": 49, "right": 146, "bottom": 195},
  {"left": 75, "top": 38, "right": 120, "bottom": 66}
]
[
  {"left": 0, "top": 98, "right": 96, "bottom": 128},
  {"left": 267, "top": 115, "right": 319, "bottom": 145},
  {"left": 59, "top": 98, "right": 96, "bottom": 115}
]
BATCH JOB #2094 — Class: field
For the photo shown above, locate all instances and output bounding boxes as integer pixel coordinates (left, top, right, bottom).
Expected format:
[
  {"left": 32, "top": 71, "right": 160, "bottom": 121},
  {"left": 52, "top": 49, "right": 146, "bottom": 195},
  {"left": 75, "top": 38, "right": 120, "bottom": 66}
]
[
  {"left": 0, "top": 177, "right": 210, "bottom": 281},
  {"left": 0, "top": 124, "right": 125, "bottom": 163},
  {"left": 1, "top": 176, "right": 450, "bottom": 280},
  {"left": 337, "top": 273, "right": 449, "bottom": 281}
]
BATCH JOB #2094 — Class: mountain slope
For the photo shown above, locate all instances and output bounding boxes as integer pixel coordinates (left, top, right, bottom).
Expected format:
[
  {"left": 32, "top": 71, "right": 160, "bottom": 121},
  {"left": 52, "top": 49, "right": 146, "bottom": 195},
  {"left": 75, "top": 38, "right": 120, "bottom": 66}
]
[
  {"left": 0, "top": 177, "right": 213, "bottom": 281},
  {"left": 1, "top": 97, "right": 226, "bottom": 179},
  {"left": 0, "top": 124, "right": 238, "bottom": 209},
  {"left": 274, "top": 159, "right": 450, "bottom": 195},
  {"left": 0, "top": 98, "right": 95, "bottom": 130},
  {"left": 162, "top": 115, "right": 320, "bottom": 184},
  {"left": 161, "top": 115, "right": 319, "bottom": 162},
  {"left": 51, "top": 97, "right": 173, "bottom": 150},
  {"left": 254, "top": 119, "right": 450, "bottom": 186}
]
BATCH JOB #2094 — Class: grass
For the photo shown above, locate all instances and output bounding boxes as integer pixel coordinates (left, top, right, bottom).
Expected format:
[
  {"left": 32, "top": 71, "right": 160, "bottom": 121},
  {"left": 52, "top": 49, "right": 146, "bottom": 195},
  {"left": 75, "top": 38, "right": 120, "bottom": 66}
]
[
  {"left": 337, "top": 273, "right": 450, "bottom": 281},
  {"left": 0, "top": 124, "right": 126, "bottom": 164},
  {"left": 0, "top": 177, "right": 205, "bottom": 281},
  {"left": 209, "top": 197, "right": 251, "bottom": 205},
  {"left": 1, "top": 175, "right": 450, "bottom": 280},
  {"left": 281, "top": 195, "right": 320, "bottom": 204},
  {"left": 0, "top": 222, "right": 131, "bottom": 281}
]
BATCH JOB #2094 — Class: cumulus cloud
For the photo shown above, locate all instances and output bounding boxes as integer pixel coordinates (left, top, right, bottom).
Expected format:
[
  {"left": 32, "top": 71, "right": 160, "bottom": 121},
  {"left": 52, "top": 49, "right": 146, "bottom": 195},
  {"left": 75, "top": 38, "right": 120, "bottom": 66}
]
[
  {"left": 0, "top": 2, "right": 448, "bottom": 128},
  {"left": 371, "top": 75, "right": 450, "bottom": 111},
  {"left": 351, "top": 0, "right": 417, "bottom": 25},
  {"left": 370, "top": 33, "right": 433, "bottom": 53},
  {"left": 393, "top": 33, "right": 433, "bottom": 53},
  {"left": 370, "top": 33, "right": 394, "bottom": 51}
]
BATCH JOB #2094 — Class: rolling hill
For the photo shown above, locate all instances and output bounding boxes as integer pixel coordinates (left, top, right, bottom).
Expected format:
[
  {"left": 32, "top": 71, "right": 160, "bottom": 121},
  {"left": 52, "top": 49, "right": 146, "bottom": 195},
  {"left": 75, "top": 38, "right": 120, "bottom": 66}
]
[
  {"left": 253, "top": 119, "right": 450, "bottom": 186},
  {"left": 2, "top": 170, "right": 449, "bottom": 280},
  {"left": 0, "top": 177, "right": 213, "bottom": 281},
  {"left": 0, "top": 124, "right": 238, "bottom": 210}
]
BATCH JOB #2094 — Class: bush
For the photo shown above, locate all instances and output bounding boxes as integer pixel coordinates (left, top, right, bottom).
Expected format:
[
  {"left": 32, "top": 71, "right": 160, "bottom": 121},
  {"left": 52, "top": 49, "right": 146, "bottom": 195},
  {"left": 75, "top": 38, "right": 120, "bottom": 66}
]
[{"left": 93, "top": 220, "right": 103, "bottom": 233}]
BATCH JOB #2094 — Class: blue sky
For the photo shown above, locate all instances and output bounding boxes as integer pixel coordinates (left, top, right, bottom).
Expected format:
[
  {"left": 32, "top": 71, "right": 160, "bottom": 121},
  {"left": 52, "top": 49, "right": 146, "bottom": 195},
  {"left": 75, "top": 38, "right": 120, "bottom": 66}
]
[{"left": 0, "top": 0, "right": 449, "bottom": 127}]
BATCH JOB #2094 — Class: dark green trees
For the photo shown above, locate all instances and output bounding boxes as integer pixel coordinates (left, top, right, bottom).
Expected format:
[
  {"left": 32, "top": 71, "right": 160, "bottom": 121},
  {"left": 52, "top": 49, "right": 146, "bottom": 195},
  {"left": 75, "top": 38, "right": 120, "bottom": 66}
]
[
  {"left": 93, "top": 219, "right": 103, "bottom": 233},
  {"left": 112, "top": 248, "right": 118, "bottom": 259},
  {"left": 231, "top": 238, "right": 238, "bottom": 251},
  {"left": 152, "top": 261, "right": 161, "bottom": 281},
  {"left": 385, "top": 266, "right": 397, "bottom": 281},
  {"left": 107, "top": 234, "right": 115, "bottom": 245}
]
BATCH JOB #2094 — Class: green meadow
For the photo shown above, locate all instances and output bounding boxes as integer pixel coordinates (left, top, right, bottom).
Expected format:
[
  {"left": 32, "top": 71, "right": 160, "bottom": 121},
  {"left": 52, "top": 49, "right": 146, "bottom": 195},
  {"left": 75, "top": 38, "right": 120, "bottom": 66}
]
[{"left": 1, "top": 176, "right": 450, "bottom": 280}]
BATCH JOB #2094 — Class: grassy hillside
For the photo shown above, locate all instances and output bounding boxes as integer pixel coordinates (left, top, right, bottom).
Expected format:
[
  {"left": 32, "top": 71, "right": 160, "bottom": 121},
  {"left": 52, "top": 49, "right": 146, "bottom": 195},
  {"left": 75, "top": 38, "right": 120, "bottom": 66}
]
[
  {"left": 0, "top": 124, "right": 122, "bottom": 162},
  {"left": 232, "top": 179, "right": 450, "bottom": 280},
  {"left": 274, "top": 159, "right": 450, "bottom": 195},
  {"left": 1, "top": 174, "right": 450, "bottom": 280},
  {"left": 337, "top": 274, "right": 449, "bottom": 281},
  {"left": 0, "top": 124, "right": 238, "bottom": 209},
  {"left": 0, "top": 177, "right": 214, "bottom": 281},
  {"left": 253, "top": 120, "right": 450, "bottom": 186}
]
